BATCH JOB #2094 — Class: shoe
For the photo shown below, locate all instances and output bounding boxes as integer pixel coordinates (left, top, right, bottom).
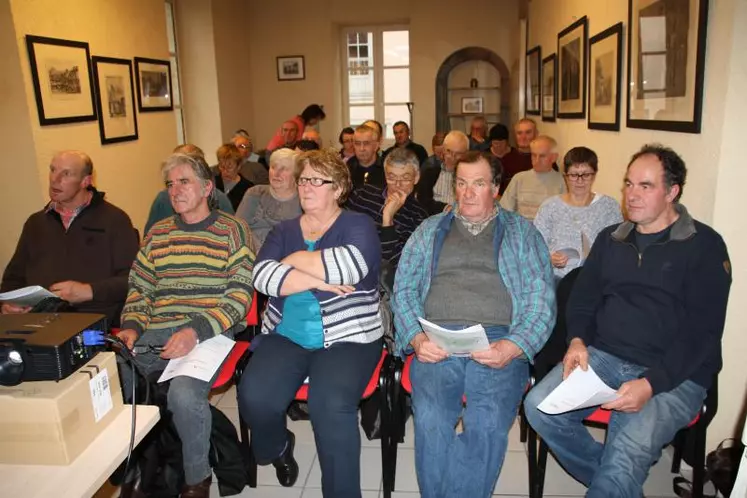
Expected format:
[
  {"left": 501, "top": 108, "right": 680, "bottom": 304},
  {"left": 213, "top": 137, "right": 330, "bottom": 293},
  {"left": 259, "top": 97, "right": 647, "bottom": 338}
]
[
  {"left": 120, "top": 480, "right": 147, "bottom": 498},
  {"left": 272, "top": 430, "right": 299, "bottom": 487},
  {"left": 180, "top": 475, "right": 212, "bottom": 498}
]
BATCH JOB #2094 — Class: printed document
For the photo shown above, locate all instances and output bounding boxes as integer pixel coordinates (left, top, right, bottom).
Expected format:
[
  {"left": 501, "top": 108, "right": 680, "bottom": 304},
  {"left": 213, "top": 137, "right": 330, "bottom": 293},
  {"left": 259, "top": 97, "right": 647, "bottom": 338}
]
[
  {"left": 158, "top": 334, "right": 236, "bottom": 383},
  {"left": 417, "top": 317, "right": 490, "bottom": 356},
  {"left": 0, "top": 285, "right": 56, "bottom": 306},
  {"left": 537, "top": 365, "right": 620, "bottom": 414}
]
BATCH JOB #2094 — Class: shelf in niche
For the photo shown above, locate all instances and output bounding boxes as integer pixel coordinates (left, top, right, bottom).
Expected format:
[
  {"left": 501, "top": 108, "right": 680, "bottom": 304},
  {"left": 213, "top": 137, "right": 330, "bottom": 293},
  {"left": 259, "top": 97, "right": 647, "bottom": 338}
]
[{"left": 448, "top": 86, "right": 500, "bottom": 91}]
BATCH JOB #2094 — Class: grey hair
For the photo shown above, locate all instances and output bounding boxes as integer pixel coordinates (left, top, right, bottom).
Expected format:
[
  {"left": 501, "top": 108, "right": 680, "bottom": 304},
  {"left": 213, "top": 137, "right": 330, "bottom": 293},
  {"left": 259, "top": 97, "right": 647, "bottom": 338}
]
[
  {"left": 269, "top": 148, "right": 299, "bottom": 170},
  {"left": 161, "top": 153, "right": 218, "bottom": 209},
  {"left": 384, "top": 147, "right": 419, "bottom": 174}
]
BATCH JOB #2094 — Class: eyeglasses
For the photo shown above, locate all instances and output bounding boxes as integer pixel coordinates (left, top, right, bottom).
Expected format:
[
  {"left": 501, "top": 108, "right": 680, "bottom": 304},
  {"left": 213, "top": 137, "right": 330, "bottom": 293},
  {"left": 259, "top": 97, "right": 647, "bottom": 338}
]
[
  {"left": 564, "top": 172, "right": 596, "bottom": 181},
  {"left": 237, "top": 144, "right": 250, "bottom": 150},
  {"left": 354, "top": 141, "right": 376, "bottom": 148},
  {"left": 297, "top": 177, "right": 334, "bottom": 187},
  {"left": 386, "top": 175, "right": 415, "bottom": 185}
]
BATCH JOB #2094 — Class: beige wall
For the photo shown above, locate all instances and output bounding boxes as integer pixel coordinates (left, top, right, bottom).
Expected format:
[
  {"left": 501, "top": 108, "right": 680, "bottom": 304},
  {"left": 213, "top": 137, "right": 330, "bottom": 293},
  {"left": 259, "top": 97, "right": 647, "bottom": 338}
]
[
  {"left": 0, "top": 0, "right": 175, "bottom": 270},
  {"left": 244, "top": 0, "right": 520, "bottom": 149},
  {"left": 528, "top": 0, "right": 747, "bottom": 449}
]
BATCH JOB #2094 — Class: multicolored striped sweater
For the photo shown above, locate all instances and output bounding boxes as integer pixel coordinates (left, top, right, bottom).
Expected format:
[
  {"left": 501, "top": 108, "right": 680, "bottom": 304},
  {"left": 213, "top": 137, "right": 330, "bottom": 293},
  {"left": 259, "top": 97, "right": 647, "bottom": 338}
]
[{"left": 120, "top": 210, "right": 255, "bottom": 340}]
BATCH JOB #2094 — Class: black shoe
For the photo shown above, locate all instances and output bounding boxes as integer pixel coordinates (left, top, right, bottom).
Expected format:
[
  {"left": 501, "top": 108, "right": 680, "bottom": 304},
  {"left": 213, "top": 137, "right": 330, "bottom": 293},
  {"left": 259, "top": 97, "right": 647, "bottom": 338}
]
[{"left": 271, "top": 430, "right": 298, "bottom": 487}]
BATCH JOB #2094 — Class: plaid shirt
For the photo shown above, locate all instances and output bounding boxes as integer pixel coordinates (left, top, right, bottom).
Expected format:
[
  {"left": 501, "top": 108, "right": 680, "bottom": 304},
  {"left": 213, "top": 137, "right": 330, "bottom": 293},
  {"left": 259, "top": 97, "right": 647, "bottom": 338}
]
[
  {"left": 45, "top": 191, "right": 93, "bottom": 230},
  {"left": 454, "top": 204, "right": 499, "bottom": 235},
  {"left": 392, "top": 207, "right": 556, "bottom": 360}
]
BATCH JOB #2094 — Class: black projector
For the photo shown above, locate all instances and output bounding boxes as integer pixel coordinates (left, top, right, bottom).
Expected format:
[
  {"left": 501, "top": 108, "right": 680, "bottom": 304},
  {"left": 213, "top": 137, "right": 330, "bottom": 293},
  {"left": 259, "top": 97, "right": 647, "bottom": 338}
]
[{"left": 0, "top": 313, "right": 107, "bottom": 386}]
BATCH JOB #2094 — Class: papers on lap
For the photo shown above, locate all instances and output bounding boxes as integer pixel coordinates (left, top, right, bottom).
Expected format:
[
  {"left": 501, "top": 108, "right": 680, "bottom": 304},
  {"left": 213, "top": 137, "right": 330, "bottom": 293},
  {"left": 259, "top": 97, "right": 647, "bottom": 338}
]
[
  {"left": 417, "top": 317, "right": 490, "bottom": 356},
  {"left": 0, "top": 285, "right": 56, "bottom": 306},
  {"left": 158, "top": 334, "right": 236, "bottom": 383},
  {"left": 537, "top": 365, "right": 620, "bottom": 415}
]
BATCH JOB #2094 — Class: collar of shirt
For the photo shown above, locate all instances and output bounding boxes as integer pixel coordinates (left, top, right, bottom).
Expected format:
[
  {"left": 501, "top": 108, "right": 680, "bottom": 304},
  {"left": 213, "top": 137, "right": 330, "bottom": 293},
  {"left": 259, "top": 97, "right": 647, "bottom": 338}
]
[
  {"left": 454, "top": 203, "right": 499, "bottom": 235},
  {"left": 46, "top": 190, "right": 93, "bottom": 230}
]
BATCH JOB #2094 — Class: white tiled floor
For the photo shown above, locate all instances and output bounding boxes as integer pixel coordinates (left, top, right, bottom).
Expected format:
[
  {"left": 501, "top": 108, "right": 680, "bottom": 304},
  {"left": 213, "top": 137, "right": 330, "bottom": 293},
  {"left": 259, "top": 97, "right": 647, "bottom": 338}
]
[{"left": 98, "top": 383, "right": 687, "bottom": 497}]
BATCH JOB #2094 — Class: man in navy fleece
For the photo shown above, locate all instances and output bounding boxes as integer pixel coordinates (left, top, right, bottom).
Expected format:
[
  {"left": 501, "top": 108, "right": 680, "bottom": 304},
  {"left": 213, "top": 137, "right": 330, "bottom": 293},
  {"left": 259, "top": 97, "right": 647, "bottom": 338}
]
[{"left": 524, "top": 144, "right": 732, "bottom": 498}]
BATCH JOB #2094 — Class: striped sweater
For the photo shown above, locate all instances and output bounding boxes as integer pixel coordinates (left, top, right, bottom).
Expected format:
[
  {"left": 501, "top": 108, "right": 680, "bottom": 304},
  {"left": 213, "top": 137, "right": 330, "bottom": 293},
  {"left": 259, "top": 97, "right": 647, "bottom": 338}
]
[
  {"left": 120, "top": 210, "right": 255, "bottom": 340},
  {"left": 252, "top": 210, "right": 383, "bottom": 347}
]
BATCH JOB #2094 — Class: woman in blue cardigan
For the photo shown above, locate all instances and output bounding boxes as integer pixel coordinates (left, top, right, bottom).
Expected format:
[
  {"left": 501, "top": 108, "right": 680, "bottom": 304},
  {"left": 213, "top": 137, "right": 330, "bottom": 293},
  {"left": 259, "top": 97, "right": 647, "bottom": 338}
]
[{"left": 238, "top": 149, "right": 383, "bottom": 498}]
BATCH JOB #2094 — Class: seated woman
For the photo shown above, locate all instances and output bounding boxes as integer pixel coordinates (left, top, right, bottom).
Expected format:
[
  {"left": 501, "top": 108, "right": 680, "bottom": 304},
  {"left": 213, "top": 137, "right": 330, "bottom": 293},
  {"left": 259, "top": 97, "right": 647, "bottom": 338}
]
[
  {"left": 238, "top": 149, "right": 384, "bottom": 498},
  {"left": 214, "top": 143, "right": 254, "bottom": 210},
  {"left": 235, "top": 148, "right": 302, "bottom": 251},
  {"left": 534, "top": 146, "right": 623, "bottom": 279}
]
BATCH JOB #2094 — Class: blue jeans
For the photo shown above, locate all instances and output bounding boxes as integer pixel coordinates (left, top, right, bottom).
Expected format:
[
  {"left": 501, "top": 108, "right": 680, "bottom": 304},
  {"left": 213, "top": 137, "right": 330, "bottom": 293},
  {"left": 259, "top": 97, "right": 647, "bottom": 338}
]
[
  {"left": 410, "top": 325, "right": 529, "bottom": 498},
  {"left": 523, "top": 347, "right": 706, "bottom": 498}
]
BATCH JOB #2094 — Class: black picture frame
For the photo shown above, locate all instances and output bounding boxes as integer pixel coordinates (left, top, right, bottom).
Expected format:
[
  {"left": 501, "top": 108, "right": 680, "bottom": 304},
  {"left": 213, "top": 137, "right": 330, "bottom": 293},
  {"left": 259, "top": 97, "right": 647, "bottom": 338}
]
[
  {"left": 557, "top": 16, "right": 588, "bottom": 119},
  {"left": 277, "top": 55, "right": 306, "bottom": 81},
  {"left": 626, "top": 0, "right": 709, "bottom": 133},
  {"left": 526, "top": 46, "right": 542, "bottom": 115},
  {"left": 91, "top": 56, "right": 138, "bottom": 145},
  {"left": 25, "top": 35, "right": 97, "bottom": 126},
  {"left": 588, "top": 22, "right": 624, "bottom": 131},
  {"left": 541, "top": 53, "right": 557, "bottom": 122},
  {"left": 134, "top": 57, "right": 173, "bottom": 112}
]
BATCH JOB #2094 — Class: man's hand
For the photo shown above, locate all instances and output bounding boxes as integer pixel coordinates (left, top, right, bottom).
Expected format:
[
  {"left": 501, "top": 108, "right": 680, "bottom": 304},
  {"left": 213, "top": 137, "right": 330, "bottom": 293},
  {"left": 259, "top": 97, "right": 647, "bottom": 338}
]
[
  {"left": 161, "top": 328, "right": 199, "bottom": 359},
  {"left": 471, "top": 339, "right": 523, "bottom": 369},
  {"left": 551, "top": 252, "right": 569, "bottom": 268},
  {"left": 49, "top": 281, "right": 93, "bottom": 304},
  {"left": 116, "top": 329, "right": 139, "bottom": 350},
  {"left": 602, "top": 378, "right": 653, "bottom": 413},
  {"left": 411, "top": 332, "right": 448, "bottom": 363},
  {"left": 562, "top": 338, "right": 589, "bottom": 379},
  {"left": 382, "top": 191, "right": 407, "bottom": 226},
  {"left": 315, "top": 281, "right": 355, "bottom": 296},
  {"left": 1, "top": 303, "right": 32, "bottom": 314}
]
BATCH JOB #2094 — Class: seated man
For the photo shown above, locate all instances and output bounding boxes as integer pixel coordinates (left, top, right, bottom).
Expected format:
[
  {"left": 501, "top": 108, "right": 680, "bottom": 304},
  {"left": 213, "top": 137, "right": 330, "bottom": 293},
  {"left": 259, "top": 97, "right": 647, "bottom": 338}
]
[
  {"left": 117, "top": 152, "right": 254, "bottom": 498},
  {"left": 486, "top": 123, "right": 532, "bottom": 196},
  {"left": 382, "top": 121, "right": 428, "bottom": 165},
  {"left": 393, "top": 151, "right": 555, "bottom": 498},
  {"left": 144, "top": 144, "right": 234, "bottom": 233},
  {"left": 348, "top": 124, "right": 385, "bottom": 189},
  {"left": 421, "top": 131, "right": 446, "bottom": 173},
  {"left": 229, "top": 130, "right": 269, "bottom": 185},
  {"left": 499, "top": 135, "right": 566, "bottom": 221},
  {"left": 524, "top": 145, "right": 732, "bottom": 498},
  {"left": 347, "top": 148, "right": 428, "bottom": 268},
  {"left": 417, "top": 130, "right": 470, "bottom": 215},
  {"left": 1, "top": 150, "right": 138, "bottom": 327}
]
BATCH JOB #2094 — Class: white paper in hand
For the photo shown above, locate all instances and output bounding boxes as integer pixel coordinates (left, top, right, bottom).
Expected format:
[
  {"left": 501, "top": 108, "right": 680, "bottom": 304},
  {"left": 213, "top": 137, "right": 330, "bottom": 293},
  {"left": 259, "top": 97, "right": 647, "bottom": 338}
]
[
  {"left": 537, "top": 365, "right": 619, "bottom": 415},
  {"left": 0, "top": 285, "right": 56, "bottom": 306},
  {"left": 158, "top": 334, "right": 236, "bottom": 383},
  {"left": 417, "top": 317, "right": 490, "bottom": 356}
]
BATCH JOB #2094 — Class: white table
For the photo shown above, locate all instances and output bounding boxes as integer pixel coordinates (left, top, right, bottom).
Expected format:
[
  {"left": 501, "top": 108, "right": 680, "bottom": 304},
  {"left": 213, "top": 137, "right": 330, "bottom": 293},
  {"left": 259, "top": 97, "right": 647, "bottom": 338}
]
[{"left": 0, "top": 405, "right": 160, "bottom": 498}]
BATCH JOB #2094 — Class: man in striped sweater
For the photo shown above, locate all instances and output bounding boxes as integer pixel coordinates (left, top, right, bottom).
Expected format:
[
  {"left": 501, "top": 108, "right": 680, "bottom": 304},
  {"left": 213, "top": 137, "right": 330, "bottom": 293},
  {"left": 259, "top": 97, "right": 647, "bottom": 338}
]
[
  {"left": 118, "top": 153, "right": 254, "bottom": 498},
  {"left": 346, "top": 147, "right": 428, "bottom": 268}
]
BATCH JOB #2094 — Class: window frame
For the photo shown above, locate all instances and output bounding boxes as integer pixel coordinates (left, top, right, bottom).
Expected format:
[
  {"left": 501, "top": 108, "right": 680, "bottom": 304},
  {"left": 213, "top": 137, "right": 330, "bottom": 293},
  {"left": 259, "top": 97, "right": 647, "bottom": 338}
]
[{"left": 165, "top": 0, "right": 186, "bottom": 145}]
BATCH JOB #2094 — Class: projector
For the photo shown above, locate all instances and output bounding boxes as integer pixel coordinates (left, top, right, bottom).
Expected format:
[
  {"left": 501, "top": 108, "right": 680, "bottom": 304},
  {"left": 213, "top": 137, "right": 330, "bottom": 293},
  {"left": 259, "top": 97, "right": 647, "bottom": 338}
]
[{"left": 0, "top": 313, "right": 108, "bottom": 386}]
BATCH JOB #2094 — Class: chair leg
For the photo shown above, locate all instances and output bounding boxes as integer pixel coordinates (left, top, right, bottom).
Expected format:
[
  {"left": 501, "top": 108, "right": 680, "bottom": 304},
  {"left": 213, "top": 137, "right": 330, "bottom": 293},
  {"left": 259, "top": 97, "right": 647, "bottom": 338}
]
[
  {"left": 239, "top": 416, "right": 257, "bottom": 488},
  {"left": 526, "top": 425, "right": 537, "bottom": 498},
  {"left": 536, "top": 439, "right": 549, "bottom": 498},
  {"left": 520, "top": 404, "right": 528, "bottom": 443},
  {"left": 691, "top": 424, "right": 706, "bottom": 498},
  {"left": 671, "top": 428, "right": 686, "bottom": 473},
  {"left": 380, "top": 358, "right": 394, "bottom": 498}
]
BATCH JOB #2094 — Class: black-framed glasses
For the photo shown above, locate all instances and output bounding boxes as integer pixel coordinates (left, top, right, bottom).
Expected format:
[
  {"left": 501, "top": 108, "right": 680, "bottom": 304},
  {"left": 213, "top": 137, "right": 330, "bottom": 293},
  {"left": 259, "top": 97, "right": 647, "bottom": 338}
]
[
  {"left": 297, "top": 177, "right": 334, "bottom": 187},
  {"left": 386, "top": 175, "right": 415, "bottom": 185},
  {"left": 132, "top": 344, "right": 165, "bottom": 354},
  {"left": 564, "top": 172, "right": 596, "bottom": 181}
]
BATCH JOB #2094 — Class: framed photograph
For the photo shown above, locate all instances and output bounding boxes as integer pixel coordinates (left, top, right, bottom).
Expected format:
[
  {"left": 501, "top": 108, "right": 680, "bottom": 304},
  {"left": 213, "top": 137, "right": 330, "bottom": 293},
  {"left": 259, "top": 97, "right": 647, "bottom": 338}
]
[
  {"left": 277, "top": 55, "right": 305, "bottom": 81},
  {"left": 526, "top": 46, "right": 541, "bottom": 115},
  {"left": 589, "top": 23, "right": 624, "bottom": 131},
  {"left": 557, "top": 16, "right": 588, "bottom": 119},
  {"left": 542, "top": 53, "right": 557, "bottom": 122},
  {"left": 134, "top": 57, "right": 173, "bottom": 112},
  {"left": 626, "top": 0, "right": 709, "bottom": 133},
  {"left": 461, "top": 97, "right": 483, "bottom": 114},
  {"left": 25, "top": 35, "right": 97, "bottom": 126},
  {"left": 91, "top": 56, "right": 138, "bottom": 144}
]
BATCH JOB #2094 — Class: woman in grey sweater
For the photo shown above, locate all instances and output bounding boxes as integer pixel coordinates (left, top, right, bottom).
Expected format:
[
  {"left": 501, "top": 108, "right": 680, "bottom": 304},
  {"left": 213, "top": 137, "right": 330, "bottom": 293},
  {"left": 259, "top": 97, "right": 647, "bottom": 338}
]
[{"left": 534, "top": 147, "right": 623, "bottom": 279}]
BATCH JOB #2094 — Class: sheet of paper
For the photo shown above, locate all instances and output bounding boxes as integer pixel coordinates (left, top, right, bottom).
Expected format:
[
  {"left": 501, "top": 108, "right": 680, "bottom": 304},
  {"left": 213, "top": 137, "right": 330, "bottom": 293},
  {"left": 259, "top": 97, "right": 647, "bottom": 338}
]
[
  {"left": 537, "top": 365, "right": 620, "bottom": 415},
  {"left": 417, "top": 317, "right": 490, "bottom": 356},
  {"left": 158, "top": 334, "right": 236, "bottom": 383},
  {"left": 556, "top": 248, "right": 580, "bottom": 260},
  {"left": 0, "top": 285, "right": 56, "bottom": 306}
]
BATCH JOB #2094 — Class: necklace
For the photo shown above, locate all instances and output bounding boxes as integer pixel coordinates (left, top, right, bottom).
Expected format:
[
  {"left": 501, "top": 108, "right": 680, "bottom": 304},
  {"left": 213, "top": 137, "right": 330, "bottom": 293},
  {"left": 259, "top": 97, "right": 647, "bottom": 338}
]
[{"left": 304, "top": 209, "right": 341, "bottom": 239}]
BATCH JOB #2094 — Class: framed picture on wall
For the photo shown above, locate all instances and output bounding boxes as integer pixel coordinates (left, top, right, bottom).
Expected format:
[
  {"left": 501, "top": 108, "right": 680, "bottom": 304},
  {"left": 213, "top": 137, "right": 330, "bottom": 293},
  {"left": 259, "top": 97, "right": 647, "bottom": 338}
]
[
  {"left": 589, "top": 22, "right": 623, "bottom": 131},
  {"left": 461, "top": 97, "right": 484, "bottom": 114},
  {"left": 25, "top": 35, "right": 97, "bottom": 126},
  {"left": 557, "top": 16, "right": 588, "bottom": 119},
  {"left": 91, "top": 56, "right": 138, "bottom": 145},
  {"left": 525, "top": 46, "right": 541, "bottom": 115},
  {"left": 626, "top": 0, "right": 709, "bottom": 133},
  {"left": 277, "top": 55, "right": 305, "bottom": 81},
  {"left": 541, "top": 53, "right": 557, "bottom": 122},
  {"left": 134, "top": 57, "right": 173, "bottom": 112}
]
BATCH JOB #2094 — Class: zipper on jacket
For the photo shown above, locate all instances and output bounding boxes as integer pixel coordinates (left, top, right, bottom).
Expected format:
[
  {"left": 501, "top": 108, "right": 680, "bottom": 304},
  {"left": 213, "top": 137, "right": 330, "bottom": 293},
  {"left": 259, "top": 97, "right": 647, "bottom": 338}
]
[{"left": 622, "top": 231, "right": 694, "bottom": 268}]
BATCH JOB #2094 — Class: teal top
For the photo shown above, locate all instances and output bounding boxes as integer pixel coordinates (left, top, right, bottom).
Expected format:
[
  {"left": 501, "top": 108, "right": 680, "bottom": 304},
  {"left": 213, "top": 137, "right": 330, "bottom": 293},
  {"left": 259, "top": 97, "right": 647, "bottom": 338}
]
[{"left": 276, "top": 240, "right": 324, "bottom": 349}]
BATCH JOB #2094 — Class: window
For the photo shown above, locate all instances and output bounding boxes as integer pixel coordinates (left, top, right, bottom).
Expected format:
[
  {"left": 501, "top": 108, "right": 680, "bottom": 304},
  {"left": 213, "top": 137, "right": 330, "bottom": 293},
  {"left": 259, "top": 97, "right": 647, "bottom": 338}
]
[
  {"left": 165, "top": 1, "right": 185, "bottom": 144},
  {"left": 342, "top": 27, "right": 410, "bottom": 145}
]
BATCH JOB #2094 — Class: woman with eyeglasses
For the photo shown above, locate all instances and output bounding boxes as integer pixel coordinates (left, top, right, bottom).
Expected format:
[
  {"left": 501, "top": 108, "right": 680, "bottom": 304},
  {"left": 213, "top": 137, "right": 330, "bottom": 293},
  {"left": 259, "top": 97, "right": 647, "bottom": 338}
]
[
  {"left": 533, "top": 146, "right": 623, "bottom": 279},
  {"left": 238, "top": 149, "right": 383, "bottom": 498}
]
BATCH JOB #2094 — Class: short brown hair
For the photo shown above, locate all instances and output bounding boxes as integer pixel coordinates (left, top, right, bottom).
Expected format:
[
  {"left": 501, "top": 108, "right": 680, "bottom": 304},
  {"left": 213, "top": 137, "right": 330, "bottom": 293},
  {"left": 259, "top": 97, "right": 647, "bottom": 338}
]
[
  {"left": 295, "top": 149, "right": 352, "bottom": 205},
  {"left": 455, "top": 150, "right": 502, "bottom": 188},
  {"left": 216, "top": 143, "right": 242, "bottom": 165}
]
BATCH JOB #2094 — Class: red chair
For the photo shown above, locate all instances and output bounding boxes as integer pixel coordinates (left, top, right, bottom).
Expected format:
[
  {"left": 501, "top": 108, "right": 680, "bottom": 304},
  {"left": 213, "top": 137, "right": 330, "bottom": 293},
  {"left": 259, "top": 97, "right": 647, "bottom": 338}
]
[
  {"left": 239, "top": 347, "right": 392, "bottom": 488},
  {"left": 527, "top": 387, "right": 715, "bottom": 498}
]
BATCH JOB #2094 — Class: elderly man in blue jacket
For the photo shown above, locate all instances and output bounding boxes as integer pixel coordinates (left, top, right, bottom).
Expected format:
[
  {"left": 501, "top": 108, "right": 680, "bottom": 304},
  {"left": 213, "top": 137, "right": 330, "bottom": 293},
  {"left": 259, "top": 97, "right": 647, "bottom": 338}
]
[
  {"left": 393, "top": 150, "right": 556, "bottom": 498},
  {"left": 524, "top": 144, "right": 732, "bottom": 498}
]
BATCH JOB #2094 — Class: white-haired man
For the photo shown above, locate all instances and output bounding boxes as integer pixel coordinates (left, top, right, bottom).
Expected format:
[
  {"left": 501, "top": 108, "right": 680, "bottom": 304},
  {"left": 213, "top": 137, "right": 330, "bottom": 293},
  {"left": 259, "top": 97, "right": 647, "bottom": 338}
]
[{"left": 417, "top": 130, "right": 470, "bottom": 215}]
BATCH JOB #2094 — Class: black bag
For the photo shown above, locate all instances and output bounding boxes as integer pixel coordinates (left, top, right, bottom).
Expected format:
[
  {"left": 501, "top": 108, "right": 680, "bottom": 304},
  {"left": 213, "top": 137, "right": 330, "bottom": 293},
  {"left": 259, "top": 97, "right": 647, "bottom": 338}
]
[
  {"left": 673, "top": 438, "right": 745, "bottom": 498},
  {"left": 360, "top": 395, "right": 383, "bottom": 440}
]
